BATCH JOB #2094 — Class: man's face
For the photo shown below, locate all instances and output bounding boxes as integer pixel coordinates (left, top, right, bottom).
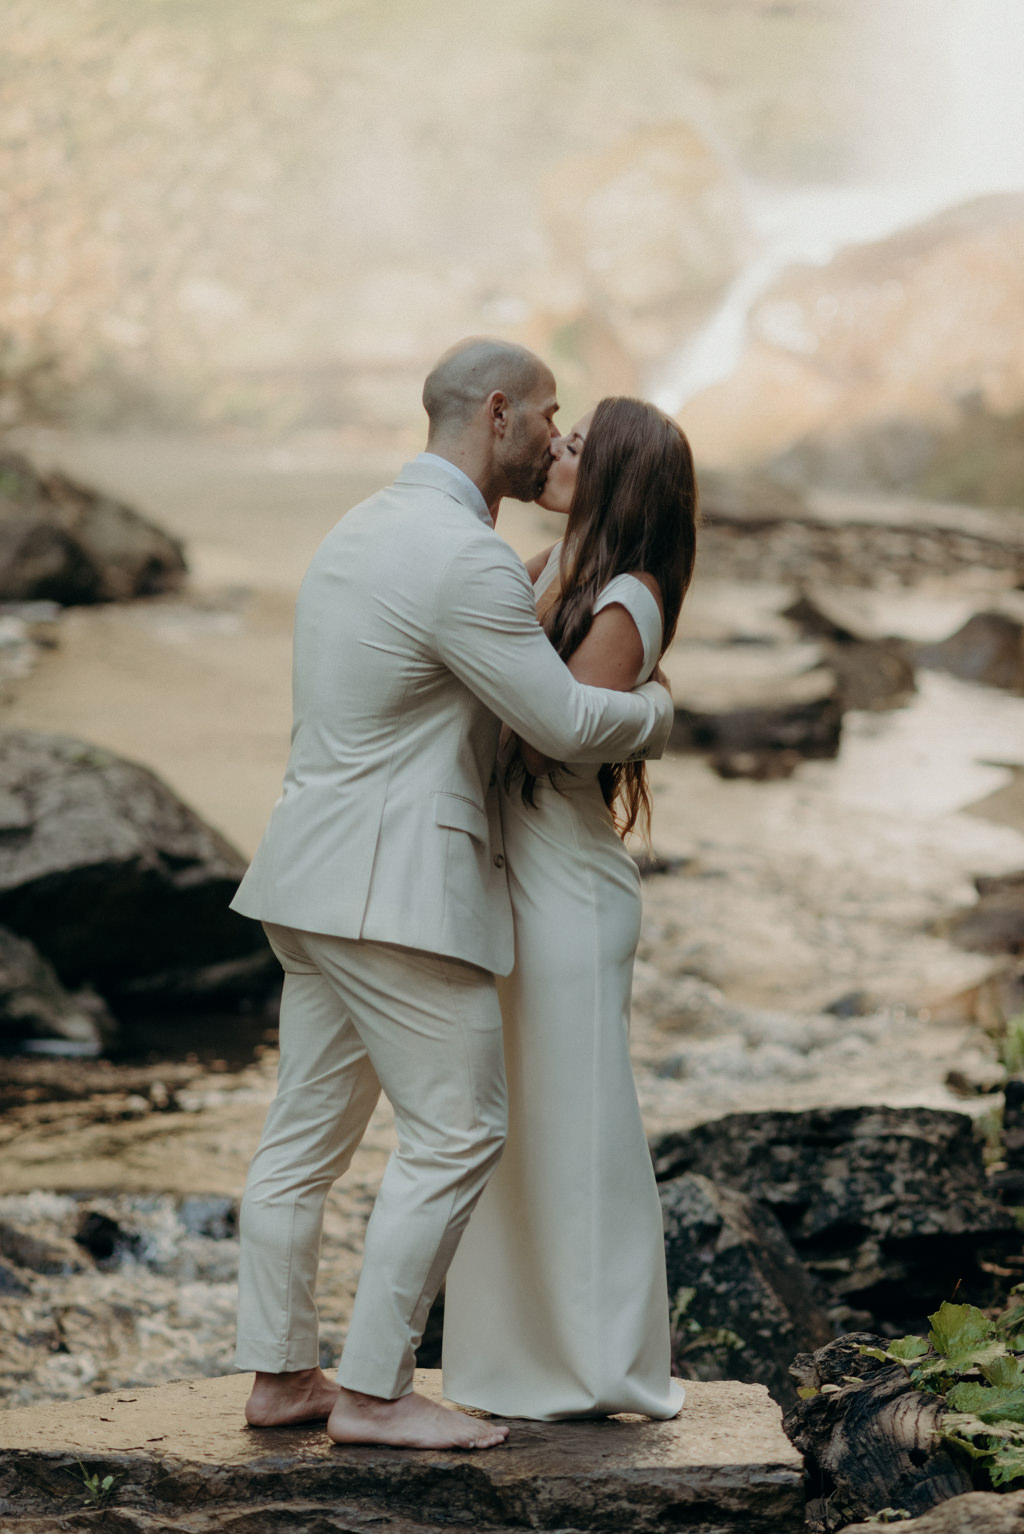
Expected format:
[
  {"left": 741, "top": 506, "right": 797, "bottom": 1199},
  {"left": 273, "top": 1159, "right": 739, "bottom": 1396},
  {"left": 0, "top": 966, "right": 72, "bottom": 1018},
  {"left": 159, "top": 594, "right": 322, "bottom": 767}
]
[{"left": 499, "top": 373, "right": 560, "bottom": 502}]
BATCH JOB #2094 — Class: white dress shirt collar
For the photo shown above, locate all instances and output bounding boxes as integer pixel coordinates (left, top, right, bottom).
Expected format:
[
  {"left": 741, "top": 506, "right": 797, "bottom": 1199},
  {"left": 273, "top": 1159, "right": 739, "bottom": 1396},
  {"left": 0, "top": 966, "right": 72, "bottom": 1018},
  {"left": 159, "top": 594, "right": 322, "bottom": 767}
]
[{"left": 414, "top": 452, "right": 493, "bottom": 528}]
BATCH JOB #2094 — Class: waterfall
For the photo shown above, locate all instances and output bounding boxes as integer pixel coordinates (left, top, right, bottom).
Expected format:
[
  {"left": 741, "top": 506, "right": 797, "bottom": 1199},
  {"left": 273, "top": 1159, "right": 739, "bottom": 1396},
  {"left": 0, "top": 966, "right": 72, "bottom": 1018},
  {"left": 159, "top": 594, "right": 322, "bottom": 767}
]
[{"left": 651, "top": 0, "right": 1024, "bottom": 416}]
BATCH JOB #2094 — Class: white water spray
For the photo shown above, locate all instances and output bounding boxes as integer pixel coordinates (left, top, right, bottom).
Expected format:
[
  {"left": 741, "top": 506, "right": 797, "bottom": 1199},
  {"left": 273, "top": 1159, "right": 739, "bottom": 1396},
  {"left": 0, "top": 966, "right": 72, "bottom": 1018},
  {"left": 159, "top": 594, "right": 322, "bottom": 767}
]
[{"left": 652, "top": 0, "right": 1024, "bottom": 415}]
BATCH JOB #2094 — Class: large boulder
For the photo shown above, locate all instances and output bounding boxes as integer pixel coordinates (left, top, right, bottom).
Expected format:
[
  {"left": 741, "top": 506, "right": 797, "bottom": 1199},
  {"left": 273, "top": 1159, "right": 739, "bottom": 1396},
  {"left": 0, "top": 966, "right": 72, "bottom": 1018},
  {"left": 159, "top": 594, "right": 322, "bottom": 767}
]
[
  {"left": 0, "top": 731, "right": 274, "bottom": 1010},
  {"left": 660, "top": 1171, "right": 831, "bottom": 1405},
  {"left": 845, "top": 1493, "right": 1024, "bottom": 1533},
  {"left": 652, "top": 1107, "right": 1018, "bottom": 1330},
  {"left": 0, "top": 451, "right": 186, "bottom": 604},
  {"left": 945, "top": 870, "right": 1024, "bottom": 956},
  {"left": 785, "top": 1333, "right": 974, "bottom": 1534},
  {"left": 0, "top": 925, "right": 115, "bottom": 1049}
]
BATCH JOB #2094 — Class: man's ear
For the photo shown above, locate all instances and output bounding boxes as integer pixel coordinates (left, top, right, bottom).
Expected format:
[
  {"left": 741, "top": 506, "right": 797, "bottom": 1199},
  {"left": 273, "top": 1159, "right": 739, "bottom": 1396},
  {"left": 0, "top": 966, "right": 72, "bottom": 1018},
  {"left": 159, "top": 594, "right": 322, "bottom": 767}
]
[{"left": 486, "top": 390, "right": 510, "bottom": 437}]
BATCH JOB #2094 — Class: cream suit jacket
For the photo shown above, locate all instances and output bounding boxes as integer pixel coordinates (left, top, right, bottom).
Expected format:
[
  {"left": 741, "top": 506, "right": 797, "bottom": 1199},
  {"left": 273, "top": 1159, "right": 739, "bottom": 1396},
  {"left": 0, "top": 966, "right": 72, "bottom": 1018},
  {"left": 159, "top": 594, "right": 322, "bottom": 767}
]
[{"left": 230, "top": 458, "right": 674, "bottom": 976}]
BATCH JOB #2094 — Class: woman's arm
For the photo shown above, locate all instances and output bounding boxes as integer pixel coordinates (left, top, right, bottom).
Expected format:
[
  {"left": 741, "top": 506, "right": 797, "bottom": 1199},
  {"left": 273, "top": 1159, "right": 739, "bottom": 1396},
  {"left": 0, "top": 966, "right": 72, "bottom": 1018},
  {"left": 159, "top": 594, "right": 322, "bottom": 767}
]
[{"left": 518, "top": 584, "right": 659, "bottom": 776}]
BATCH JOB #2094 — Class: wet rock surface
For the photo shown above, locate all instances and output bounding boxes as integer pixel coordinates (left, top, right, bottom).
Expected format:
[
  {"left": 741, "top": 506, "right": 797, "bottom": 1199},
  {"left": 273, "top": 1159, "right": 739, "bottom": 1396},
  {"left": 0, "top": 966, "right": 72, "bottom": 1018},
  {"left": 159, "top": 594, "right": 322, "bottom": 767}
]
[
  {"left": 843, "top": 1491, "right": 1024, "bottom": 1533},
  {"left": 0, "top": 451, "right": 186, "bottom": 604},
  {"left": 0, "top": 1370, "right": 805, "bottom": 1534},
  {"left": 661, "top": 1171, "right": 831, "bottom": 1405},
  {"left": 945, "top": 869, "right": 1024, "bottom": 957},
  {"left": 0, "top": 926, "right": 115, "bottom": 1048},
  {"left": 0, "top": 729, "right": 276, "bottom": 1017},
  {"left": 785, "top": 1334, "right": 973, "bottom": 1534},
  {"left": 652, "top": 1107, "right": 1019, "bottom": 1332}
]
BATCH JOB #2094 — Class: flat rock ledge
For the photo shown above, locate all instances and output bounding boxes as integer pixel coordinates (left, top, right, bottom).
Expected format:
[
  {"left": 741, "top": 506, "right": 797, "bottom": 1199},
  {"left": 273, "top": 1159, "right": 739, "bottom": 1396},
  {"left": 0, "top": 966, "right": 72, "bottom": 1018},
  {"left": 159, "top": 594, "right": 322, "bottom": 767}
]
[{"left": 0, "top": 1369, "right": 803, "bottom": 1533}]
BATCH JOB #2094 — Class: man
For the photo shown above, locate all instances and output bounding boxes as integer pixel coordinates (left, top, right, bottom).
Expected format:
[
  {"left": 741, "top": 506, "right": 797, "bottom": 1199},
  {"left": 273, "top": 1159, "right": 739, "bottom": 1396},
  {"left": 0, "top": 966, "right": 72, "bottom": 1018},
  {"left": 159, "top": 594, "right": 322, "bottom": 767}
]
[{"left": 232, "top": 337, "right": 674, "bottom": 1449}]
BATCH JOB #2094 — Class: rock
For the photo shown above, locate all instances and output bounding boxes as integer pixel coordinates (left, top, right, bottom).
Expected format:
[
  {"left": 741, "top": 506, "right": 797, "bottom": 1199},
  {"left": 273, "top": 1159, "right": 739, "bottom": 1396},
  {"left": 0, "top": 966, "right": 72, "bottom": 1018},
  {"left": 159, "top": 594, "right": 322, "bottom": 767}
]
[
  {"left": 945, "top": 869, "right": 1024, "bottom": 956},
  {"left": 544, "top": 124, "right": 749, "bottom": 368},
  {"left": 0, "top": 450, "right": 186, "bottom": 604},
  {"left": 651, "top": 1108, "right": 1018, "bottom": 1330},
  {"left": 917, "top": 610, "right": 1024, "bottom": 693},
  {"left": 660, "top": 1171, "right": 832, "bottom": 1405},
  {"left": 0, "top": 1222, "right": 84, "bottom": 1277},
  {"left": 0, "top": 1258, "right": 31, "bottom": 1297},
  {"left": 74, "top": 1210, "right": 143, "bottom": 1266},
  {"left": 844, "top": 1491, "right": 1024, "bottom": 1532},
  {"left": 782, "top": 588, "right": 917, "bottom": 711},
  {"left": 784, "top": 1333, "right": 973, "bottom": 1534},
  {"left": 0, "top": 1369, "right": 805, "bottom": 1534},
  {"left": 0, "top": 925, "right": 116, "bottom": 1048},
  {"left": 0, "top": 730, "right": 275, "bottom": 1010},
  {"left": 684, "top": 191, "right": 1024, "bottom": 481},
  {"left": 665, "top": 643, "right": 844, "bottom": 777}
]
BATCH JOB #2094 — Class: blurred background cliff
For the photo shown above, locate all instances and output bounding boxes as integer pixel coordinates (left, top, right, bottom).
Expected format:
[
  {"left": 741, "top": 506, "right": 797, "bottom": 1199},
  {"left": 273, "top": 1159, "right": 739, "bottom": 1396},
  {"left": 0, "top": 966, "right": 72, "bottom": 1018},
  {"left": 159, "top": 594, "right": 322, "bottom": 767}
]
[{"left": 2, "top": 0, "right": 1023, "bottom": 501}]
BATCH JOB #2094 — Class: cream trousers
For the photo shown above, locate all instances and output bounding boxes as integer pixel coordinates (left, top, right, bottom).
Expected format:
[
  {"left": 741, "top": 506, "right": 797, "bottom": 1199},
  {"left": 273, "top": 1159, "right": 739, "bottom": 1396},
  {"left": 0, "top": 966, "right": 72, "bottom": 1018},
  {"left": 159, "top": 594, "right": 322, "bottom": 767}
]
[{"left": 234, "top": 923, "right": 506, "bottom": 1398}]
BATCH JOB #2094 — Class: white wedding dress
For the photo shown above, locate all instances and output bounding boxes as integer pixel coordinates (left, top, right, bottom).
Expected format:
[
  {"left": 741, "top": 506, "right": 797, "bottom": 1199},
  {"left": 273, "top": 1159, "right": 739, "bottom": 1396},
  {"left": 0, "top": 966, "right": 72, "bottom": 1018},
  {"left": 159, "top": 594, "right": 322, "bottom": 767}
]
[{"left": 442, "top": 549, "right": 684, "bottom": 1421}]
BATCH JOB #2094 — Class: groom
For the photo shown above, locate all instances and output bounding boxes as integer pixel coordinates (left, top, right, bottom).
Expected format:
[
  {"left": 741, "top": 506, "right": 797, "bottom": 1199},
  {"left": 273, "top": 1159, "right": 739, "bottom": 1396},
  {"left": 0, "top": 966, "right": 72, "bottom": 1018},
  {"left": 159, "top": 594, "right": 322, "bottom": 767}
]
[{"left": 231, "top": 336, "right": 674, "bottom": 1449}]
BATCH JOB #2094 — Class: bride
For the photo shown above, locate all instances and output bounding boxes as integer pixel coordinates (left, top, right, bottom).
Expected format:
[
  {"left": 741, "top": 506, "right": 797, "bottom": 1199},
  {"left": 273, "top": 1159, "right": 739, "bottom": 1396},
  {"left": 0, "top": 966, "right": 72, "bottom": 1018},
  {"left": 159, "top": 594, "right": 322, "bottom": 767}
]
[{"left": 443, "top": 395, "right": 698, "bottom": 1421}]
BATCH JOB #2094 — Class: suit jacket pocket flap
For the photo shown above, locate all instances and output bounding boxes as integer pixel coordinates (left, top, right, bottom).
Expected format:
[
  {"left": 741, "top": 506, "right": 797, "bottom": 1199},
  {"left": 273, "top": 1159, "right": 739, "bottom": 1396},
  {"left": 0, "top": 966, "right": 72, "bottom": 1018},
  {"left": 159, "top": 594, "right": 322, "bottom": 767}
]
[{"left": 433, "top": 791, "right": 488, "bottom": 844}]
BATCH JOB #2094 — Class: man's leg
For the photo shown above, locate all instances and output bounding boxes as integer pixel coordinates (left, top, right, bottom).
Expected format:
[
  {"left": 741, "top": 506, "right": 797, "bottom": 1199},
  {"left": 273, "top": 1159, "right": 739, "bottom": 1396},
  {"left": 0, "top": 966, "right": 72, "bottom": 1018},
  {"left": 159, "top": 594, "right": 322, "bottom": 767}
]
[
  {"left": 288, "top": 933, "right": 510, "bottom": 1448},
  {"left": 236, "top": 924, "right": 381, "bottom": 1425}
]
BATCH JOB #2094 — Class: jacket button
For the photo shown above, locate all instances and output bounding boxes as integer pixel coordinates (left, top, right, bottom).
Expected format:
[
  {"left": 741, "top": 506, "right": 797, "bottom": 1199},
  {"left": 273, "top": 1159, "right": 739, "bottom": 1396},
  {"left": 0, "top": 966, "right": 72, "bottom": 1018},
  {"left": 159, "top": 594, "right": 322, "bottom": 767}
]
[{"left": 493, "top": 853, "right": 506, "bottom": 869}]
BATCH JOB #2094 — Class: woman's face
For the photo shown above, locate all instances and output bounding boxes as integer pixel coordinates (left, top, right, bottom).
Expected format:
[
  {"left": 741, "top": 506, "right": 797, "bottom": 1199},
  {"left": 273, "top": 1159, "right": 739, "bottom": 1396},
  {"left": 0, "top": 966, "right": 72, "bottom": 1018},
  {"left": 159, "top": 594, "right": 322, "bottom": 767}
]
[{"left": 535, "top": 411, "right": 593, "bottom": 515}]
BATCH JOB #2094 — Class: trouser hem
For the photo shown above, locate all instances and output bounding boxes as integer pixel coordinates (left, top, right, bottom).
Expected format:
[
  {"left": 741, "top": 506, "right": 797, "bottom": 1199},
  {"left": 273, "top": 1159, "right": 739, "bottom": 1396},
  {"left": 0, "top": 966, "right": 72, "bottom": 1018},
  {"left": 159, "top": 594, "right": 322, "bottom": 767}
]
[
  {"left": 234, "top": 1333, "right": 320, "bottom": 1373},
  {"left": 337, "top": 1353, "right": 414, "bottom": 1401}
]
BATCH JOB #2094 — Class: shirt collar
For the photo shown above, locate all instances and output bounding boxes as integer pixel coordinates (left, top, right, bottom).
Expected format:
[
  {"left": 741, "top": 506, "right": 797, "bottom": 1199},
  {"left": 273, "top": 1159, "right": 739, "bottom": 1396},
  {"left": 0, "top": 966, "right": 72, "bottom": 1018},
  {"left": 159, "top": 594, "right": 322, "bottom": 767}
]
[{"left": 414, "top": 452, "right": 493, "bottom": 528}]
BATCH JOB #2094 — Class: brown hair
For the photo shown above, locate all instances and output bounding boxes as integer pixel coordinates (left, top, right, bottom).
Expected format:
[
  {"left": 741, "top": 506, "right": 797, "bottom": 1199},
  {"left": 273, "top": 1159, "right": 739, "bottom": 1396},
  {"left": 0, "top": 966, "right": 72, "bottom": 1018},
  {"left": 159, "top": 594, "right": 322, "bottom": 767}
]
[{"left": 523, "top": 395, "right": 698, "bottom": 838}]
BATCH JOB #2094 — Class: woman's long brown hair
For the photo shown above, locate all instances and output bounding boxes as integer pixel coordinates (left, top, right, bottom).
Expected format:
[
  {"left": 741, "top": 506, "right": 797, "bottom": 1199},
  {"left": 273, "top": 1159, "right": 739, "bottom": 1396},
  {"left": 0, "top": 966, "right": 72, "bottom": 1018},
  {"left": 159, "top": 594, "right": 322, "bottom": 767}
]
[{"left": 520, "top": 395, "right": 698, "bottom": 839}]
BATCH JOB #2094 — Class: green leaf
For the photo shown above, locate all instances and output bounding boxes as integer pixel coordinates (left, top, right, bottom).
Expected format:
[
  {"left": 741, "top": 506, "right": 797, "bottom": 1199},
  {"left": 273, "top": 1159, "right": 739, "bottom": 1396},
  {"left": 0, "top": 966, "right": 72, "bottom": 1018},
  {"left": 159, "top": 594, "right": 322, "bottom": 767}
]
[
  {"left": 990, "top": 1439, "right": 1024, "bottom": 1488},
  {"left": 886, "top": 1335, "right": 930, "bottom": 1361},
  {"left": 941, "top": 1409, "right": 1015, "bottom": 1440},
  {"left": 982, "top": 1356, "right": 1024, "bottom": 1390},
  {"left": 946, "top": 1381, "right": 1024, "bottom": 1423},
  {"left": 927, "top": 1302, "right": 1007, "bottom": 1371}
]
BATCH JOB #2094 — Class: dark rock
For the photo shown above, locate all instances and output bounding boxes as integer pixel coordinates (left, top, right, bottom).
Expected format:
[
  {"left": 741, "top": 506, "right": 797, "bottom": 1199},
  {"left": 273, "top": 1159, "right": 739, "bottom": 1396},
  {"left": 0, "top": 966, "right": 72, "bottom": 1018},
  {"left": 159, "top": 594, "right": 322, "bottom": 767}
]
[
  {"left": 632, "top": 849, "right": 691, "bottom": 878},
  {"left": 782, "top": 589, "right": 917, "bottom": 710},
  {"left": 0, "top": 1222, "right": 84, "bottom": 1276},
  {"left": 669, "top": 664, "right": 844, "bottom": 777},
  {"left": 660, "top": 1171, "right": 831, "bottom": 1406},
  {"left": 0, "top": 1257, "right": 31, "bottom": 1297},
  {"left": 0, "top": 924, "right": 117, "bottom": 1047},
  {"left": 1003, "top": 1078, "right": 1024, "bottom": 1171},
  {"left": 784, "top": 1333, "right": 973, "bottom": 1534},
  {"left": 0, "top": 730, "right": 276, "bottom": 1010},
  {"left": 945, "top": 869, "right": 1024, "bottom": 956},
  {"left": 75, "top": 1210, "right": 143, "bottom": 1266},
  {"left": 651, "top": 1107, "right": 1018, "bottom": 1328},
  {"left": 826, "top": 638, "right": 917, "bottom": 711},
  {"left": 0, "top": 450, "right": 187, "bottom": 604},
  {"left": 844, "top": 1491, "right": 1024, "bottom": 1532},
  {"left": 916, "top": 610, "right": 1024, "bottom": 693}
]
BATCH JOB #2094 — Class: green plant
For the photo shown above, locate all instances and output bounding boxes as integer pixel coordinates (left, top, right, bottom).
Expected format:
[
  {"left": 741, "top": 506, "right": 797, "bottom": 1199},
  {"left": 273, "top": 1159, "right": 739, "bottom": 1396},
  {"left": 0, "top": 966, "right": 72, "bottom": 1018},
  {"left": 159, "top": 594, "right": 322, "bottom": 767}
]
[
  {"left": 1002, "top": 1012, "right": 1024, "bottom": 1078},
  {"left": 859, "top": 1294, "right": 1024, "bottom": 1490},
  {"left": 71, "top": 1460, "right": 121, "bottom": 1507},
  {"left": 670, "top": 1286, "right": 745, "bottom": 1361}
]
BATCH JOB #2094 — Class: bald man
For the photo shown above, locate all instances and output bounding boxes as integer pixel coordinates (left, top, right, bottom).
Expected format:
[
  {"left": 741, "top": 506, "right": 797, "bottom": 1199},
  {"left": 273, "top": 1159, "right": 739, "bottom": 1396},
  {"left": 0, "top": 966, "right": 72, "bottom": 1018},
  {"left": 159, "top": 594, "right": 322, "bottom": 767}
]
[{"left": 231, "top": 338, "right": 675, "bottom": 1449}]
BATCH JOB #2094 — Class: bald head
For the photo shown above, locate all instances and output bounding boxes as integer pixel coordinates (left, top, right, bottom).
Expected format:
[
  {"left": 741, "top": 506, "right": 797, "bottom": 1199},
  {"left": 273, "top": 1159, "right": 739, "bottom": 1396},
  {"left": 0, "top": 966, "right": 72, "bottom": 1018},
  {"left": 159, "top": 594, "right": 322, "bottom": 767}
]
[{"left": 423, "top": 337, "right": 551, "bottom": 439}]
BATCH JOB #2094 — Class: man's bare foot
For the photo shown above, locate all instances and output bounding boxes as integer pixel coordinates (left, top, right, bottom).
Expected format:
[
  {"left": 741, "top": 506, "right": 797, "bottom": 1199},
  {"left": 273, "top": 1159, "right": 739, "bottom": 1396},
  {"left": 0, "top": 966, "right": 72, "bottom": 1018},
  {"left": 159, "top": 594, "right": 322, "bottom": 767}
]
[
  {"left": 245, "top": 1367, "right": 340, "bottom": 1427},
  {"left": 327, "top": 1386, "right": 509, "bottom": 1450}
]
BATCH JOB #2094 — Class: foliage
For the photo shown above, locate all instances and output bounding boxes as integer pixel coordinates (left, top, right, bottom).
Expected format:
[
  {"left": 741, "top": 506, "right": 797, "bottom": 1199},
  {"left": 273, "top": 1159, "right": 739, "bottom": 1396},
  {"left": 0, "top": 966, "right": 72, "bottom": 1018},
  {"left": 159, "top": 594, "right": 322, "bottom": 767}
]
[
  {"left": 859, "top": 1294, "right": 1024, "bottom": 1491},
  {"left": 669, "top": 1286, "right": 745, "bottom": 1362},
  {"left": 70, "top": 1461, "right": 121, "bottom": 1507}
]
